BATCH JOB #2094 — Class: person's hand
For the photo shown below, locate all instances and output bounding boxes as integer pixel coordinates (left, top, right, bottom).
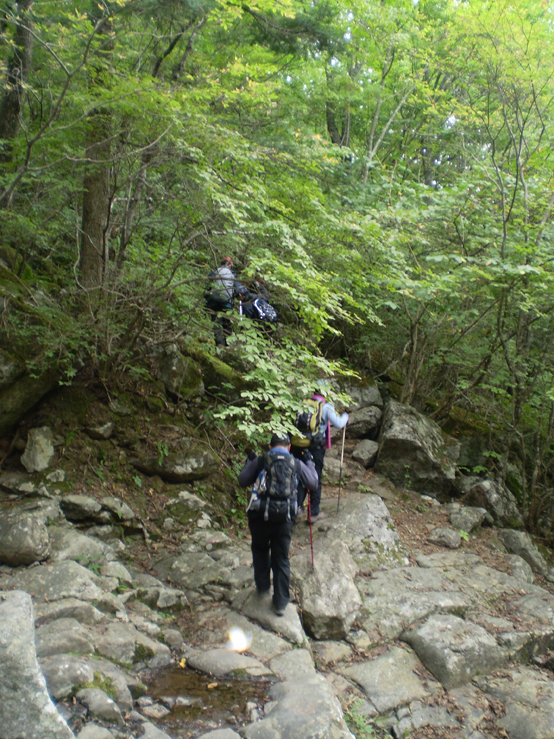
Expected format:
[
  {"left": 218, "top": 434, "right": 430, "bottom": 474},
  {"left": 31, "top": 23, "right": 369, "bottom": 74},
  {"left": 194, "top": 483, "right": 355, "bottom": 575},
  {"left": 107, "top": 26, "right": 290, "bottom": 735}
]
[
  {"left": 302, "top": 449, "right": 314, "bottom": 464},
  {"left": 246, "top": 450, "right": 257, "bottom": 461}
]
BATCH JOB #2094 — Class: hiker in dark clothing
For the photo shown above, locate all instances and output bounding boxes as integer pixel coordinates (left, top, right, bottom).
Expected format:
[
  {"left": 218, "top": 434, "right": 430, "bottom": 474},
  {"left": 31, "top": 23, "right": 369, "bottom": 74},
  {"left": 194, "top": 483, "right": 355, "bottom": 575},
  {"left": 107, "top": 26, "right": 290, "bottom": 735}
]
[
  {"left": 204, "top": 256, "right": 236, "bottom": 346},
  {"left": 238, "top": 432, "right": 317, "bottom": 616},
  {"left": 291, "top": 392, "right": 348, "bottom": 523}
]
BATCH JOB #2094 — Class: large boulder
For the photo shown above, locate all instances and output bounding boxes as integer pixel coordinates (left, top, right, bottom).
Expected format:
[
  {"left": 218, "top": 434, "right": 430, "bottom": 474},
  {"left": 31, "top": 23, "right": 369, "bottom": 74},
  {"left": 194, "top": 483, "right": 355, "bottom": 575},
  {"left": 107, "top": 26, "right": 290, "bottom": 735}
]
[
  {"left": 345, "top": 406, "right": 383, "bottom": 439},
  {"left": 20, "top": 426, "right": 56, "bottom": 472},
  {"left": 499, "top": 529, "right": 549, "bottom": 577},
  {"left": 292, "top": 540, "right": 361, "bottom": 640},
  {"left": 0, "top": 510, "right": 50, "bottom": 566},
  {"left": 463, "top": 479, "right": 524, "bottom": 528},
  {"left": 131, "top": 438, "right": 219, "bottom": 483},
  {"left": 375, "top": 400, "right": 460, "bottom": 498},
  {"left": 153, "top": 344, "right": 204, "bottom": 399},
  {"left": 0, "top": 590, "right": 75, "bottom": 739},
  {"left": 334, "top": 377, "right": 384, "bottom": 410}
]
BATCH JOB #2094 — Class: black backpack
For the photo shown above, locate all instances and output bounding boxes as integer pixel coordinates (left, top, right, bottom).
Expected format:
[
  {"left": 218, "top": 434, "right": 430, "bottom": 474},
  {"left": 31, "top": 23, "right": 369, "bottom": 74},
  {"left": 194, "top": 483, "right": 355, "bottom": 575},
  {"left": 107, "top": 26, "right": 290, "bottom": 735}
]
[
  {"left": 251, "top": 297, "right": 278, "bottom": 323},
  {"left": 204, "top": 270, "right": 232, "bottom": 309},
  {"left": 247, "top": 450, "right": 299, "bottom": 522}
]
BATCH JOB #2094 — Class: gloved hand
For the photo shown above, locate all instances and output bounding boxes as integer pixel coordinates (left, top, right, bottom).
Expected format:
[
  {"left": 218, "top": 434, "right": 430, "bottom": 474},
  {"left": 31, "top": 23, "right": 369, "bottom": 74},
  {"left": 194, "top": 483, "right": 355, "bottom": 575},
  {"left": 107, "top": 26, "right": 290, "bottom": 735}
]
[
  {"left": 302, "top": 449, "right": 314, "bottom": 464},
  {"left": 246, "top": 450, "right": 257, "bottom": 461}
]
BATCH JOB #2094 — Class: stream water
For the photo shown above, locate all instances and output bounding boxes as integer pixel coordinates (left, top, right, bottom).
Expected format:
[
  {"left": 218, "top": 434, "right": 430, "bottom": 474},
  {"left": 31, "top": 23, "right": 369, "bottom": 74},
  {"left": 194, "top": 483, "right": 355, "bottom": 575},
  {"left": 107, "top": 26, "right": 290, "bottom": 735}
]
[{"left": 145, "top": 665, "right": 274, "bottom": 737}]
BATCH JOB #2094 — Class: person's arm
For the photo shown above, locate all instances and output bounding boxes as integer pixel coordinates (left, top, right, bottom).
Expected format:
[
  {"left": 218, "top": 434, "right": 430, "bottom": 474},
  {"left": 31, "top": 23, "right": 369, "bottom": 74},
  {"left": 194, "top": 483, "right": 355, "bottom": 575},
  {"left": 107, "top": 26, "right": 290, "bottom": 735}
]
[
  {"left": 298, "top": 455, "right": 318, "bottom": 491},
  {"left": 238, "top": 453, "right": 263, "bottom": 488},
  {"left": 322, "top": 403, "right": 348, "bottom": 429}
]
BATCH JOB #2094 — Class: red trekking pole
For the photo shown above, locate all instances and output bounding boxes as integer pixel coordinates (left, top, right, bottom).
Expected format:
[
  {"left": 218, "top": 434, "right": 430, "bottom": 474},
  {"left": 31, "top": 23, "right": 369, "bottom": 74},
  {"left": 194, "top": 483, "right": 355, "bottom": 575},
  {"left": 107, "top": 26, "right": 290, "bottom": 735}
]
[{"left": 307, "top": 493, "right": 314, "bottom": 570}]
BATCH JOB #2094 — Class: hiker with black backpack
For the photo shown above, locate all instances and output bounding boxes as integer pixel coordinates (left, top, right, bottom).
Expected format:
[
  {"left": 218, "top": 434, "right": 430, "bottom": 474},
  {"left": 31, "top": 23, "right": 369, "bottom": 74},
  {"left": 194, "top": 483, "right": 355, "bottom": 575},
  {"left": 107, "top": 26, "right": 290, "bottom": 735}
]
[
  {"left": 290, "top": 391, "right": 349, "bottom": 523},
  {"left": 204, "top": 256, "right": 237, "bottom": 346},
  {"left": 238, "top": 432, "right": 318, "bottom": 617}
]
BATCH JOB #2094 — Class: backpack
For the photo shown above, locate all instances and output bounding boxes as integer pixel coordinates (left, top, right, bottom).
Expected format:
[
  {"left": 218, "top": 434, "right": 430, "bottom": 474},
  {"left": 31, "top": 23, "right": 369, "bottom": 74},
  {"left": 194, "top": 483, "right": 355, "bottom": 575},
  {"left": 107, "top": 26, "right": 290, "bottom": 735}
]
[
  {"left": 246, "top": 450, "right": 299, "bottom": 522},
  {"left": 204, "top": 270, "right": 232, "bottom": 309},
  {"left": 251, "top": 297, "right": 278, "bottom": 323},
  {"left": 290, "top": 398, "right": 325, "bottom": 449}
]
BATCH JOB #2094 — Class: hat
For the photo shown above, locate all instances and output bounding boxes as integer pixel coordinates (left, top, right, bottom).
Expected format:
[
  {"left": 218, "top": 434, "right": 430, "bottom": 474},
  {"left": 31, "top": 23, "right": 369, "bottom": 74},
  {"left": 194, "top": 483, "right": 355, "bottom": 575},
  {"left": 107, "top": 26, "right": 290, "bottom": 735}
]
[
  {"left": 270, "top": 432, "right": 290, "bottom": 447},
  {"left": 221, "top": 256, "right": 233, "bottom": 266}
]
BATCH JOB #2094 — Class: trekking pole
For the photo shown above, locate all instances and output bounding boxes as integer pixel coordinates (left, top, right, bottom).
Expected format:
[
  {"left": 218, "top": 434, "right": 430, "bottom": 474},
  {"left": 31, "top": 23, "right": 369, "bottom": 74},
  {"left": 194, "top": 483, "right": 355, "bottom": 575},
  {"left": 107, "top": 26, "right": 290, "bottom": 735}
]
[
  {"left": 336, "top": 425, "right": 346, "bottom": 514},
  {"left": 307, "top": 493, "right": 314, "bottom": 570}
]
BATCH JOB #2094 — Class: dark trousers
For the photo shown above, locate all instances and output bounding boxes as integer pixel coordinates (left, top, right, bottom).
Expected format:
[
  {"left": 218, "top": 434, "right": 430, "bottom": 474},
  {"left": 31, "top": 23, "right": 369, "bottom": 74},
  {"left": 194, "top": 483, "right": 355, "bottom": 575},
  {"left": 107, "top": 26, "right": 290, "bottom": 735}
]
[
  {"left": 210, "top": 310, "right": 232, "bottom": 346},
  {"left": 291, "top": 444, "right": 325, "bottom": 516},
  {"left": 248, "top": 517, "right": 292, "bottom": 610}
]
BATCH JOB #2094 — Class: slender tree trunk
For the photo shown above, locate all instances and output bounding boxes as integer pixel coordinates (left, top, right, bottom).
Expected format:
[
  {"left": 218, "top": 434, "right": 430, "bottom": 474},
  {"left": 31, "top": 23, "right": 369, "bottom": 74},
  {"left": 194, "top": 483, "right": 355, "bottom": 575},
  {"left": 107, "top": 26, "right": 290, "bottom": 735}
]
[
  {"left": 79, "top": 16, "right": 114, "bottom": 289},
  {"left": 0, "top": 0, "right": 33, "bottom": 163}
]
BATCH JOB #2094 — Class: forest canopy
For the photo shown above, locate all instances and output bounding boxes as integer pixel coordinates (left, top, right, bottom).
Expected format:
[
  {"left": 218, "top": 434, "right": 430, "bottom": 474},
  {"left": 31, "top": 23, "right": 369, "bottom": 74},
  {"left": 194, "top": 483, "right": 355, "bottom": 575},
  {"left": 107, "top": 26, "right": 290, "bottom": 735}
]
[{"left": 3, "top": 0, "right": 554, "bottom": 527}]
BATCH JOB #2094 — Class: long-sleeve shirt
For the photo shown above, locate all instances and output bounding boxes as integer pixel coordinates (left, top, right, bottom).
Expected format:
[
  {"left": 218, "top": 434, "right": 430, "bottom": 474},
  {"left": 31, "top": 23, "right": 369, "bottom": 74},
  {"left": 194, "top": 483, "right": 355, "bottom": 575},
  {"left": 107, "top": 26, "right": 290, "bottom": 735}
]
[
  {"left": 213, "top": 266, "right": 236, "bottom": 301},
  {"left": 238, "top": 447, "right": 318, "bottom": 492}
]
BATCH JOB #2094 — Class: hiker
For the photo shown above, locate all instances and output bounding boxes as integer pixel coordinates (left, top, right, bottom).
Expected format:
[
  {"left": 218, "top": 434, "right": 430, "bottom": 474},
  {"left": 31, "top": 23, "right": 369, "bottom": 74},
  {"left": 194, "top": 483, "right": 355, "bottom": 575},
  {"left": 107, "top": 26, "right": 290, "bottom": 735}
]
[
  {"left": 238, "top": 432, "right": 318, "bottom": 616},
  {"left": 236, "top": 286, "right": 278, "bottom": 324},
  {"left": 204, "top": 256, "right": 236, "bottom": 346},
  {"left": 291, "top": 391, "right": 349, "bottom": 523}
]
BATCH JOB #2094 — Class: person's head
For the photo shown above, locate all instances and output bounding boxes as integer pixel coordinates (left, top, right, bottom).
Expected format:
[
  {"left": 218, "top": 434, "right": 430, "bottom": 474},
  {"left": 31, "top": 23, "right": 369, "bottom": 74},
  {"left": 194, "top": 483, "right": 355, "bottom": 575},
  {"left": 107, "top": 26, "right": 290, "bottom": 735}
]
[
  {"left": 270, "top": 432, "right": 291, "bottom": 449},
  {"left": 221, "top": 256, "right": 233, "bottom": 267}
]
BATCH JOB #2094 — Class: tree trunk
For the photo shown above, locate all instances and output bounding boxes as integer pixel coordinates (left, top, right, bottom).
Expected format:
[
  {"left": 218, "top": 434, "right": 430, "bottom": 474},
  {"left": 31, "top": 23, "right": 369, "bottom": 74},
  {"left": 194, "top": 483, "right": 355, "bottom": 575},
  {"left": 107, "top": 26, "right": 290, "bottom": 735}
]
[
  {"left": 79, "top": 16, "right": 114, "bottom": 289},
  {"left": 0, "top": 0, "right": 33, "bottom": 163}
]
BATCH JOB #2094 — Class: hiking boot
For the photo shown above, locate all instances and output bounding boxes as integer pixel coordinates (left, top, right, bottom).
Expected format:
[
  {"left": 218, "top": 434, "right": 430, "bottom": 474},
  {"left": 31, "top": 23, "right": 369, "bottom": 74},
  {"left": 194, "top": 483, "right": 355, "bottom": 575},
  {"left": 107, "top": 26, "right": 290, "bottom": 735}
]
[
  {"left": 274, "top": 604, "right": 286, "bottom": 617},
  {"left": 308, "top": 511, "right": 326, "bottom": 523}
]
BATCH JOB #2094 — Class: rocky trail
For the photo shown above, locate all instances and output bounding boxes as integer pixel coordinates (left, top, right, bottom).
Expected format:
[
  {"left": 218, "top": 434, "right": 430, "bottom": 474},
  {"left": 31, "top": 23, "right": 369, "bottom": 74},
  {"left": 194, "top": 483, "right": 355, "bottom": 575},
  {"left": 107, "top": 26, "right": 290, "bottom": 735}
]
[
  {"left": 3, "top": 376, "right": 554, "bottom": 739},
  {"left": 3, "top": 442, "right": 554, "bottom": 739}
]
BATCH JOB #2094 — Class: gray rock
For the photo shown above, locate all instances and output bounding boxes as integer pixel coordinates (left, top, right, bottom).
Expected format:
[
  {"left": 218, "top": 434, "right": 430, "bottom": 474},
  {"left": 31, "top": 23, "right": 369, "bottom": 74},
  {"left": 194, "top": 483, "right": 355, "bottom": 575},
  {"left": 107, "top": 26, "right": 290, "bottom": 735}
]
[
  {"left": 292, "top": 540, "right": 361, "bottom": 639},
  {"left": 463, "top": 479, "right": 524, "bottom": 528},
  {"left": 60, "top": 495, "right": 103, "bottom": 521},
  {"left": 509, "top": 554, "right": 534, "bottom": 583},
  {"left": 375, "top": 399, "right": 460, "bottom": 497},
  {"left": 76, "top": 688, "right": 125, "bottom": 726},
  {"left": 402, "top": 614, "right": 505, "bottom": 689},
  {"left": 0, "top": 510, "right": 50, "bottom": 566},
  {"left": 428, "top": 527, "right": 461, "bottom": 549},
  {"left": 242, "top": 673, "right": 351, "bottom": 739},
  {"left": 347, "top": 406, "right": 383, "bottom": 438},
  {"left": 196, "top": 730, "right": 242, "bottom": 739},
  {"left": 131, "top": 438, "right": 218, "bottom": 483},
  {"left": 47, "top": 525, "right": 111, "bottom": 565},
  {"left": 269, "top": 648, "right": 315, "bottom": 681},
  {"left": 334, "top": 377, "right": 384, "bottom": 410},
  {"left": 352, "top": 439, "right": 379, "bottom": 468},
  {"left": 34, "top": 598, "right": 106, "bottom": 626},
  {"left": 449, "top": 505, "right": 488, "bottom": 533},
  {"left": 237, "top": 589, "right": 306, "bottom": 645},
  {"left": 187, "top": 648, "right": 272, "bottom": 677},
  {"left": 311, "top": 640, "right": 353, "bottom": 665},
  {"left": 1, "top": 560, "right": 105, "bottom": 604},
  {"left": 322, "top": 455, "right": 353, "bottom": 484},
  {"left": 475, "top": 666, "right": 554, "bottom": 739},
  {"left": 86, "top": 422, "right": 114, "bottom": 440},
  {"left": 21, "top": 426, "right": 56, "bottom": 472},
  {"left": 40, "top": 654, "right": 95, "bottom": 700},
  {"left": 340, "top": 645, "right": 436, "bottom": 713},
  {"left": 99, "top": 496, "right": 136, "bottom": 522},
  {"left": 36, "top": 617, "right": 95, "bottom": 658},
  {"left": 154, "top": 343, "right": 204, "bottom": 399},
  {"left": 91, "top": 621, "right": 172, "bottom": 668},
  {"left": 76, "top": 725, "right": 115, "bottom": 739},
  {"left": 0, "top": 590, "right": 75, "bottom": 739},
  {"left": 499, "top": 529, "right": 549, "bottom": 577}
]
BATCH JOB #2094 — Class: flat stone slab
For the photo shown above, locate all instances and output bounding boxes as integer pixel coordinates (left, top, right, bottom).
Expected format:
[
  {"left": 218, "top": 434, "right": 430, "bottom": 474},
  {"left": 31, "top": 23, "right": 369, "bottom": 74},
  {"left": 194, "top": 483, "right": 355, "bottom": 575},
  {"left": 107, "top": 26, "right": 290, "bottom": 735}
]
[
  {"left": 402, "top": 614, "right": 505, "bottom": 689},
  {"left": 0, "top": 560, "right": 105, "bottom": 603},
  {"left": 339, "top": 645, "right": 437, "bottom": 713},
  {"left": 236, "top": 590, "right": 306, "bottom": 645},
  {"left": 242, "top": 673, "right": 351, "bottom": 739},
  {"left": 187, "top": 648, "right": 273, "bottom": 677},
  {"left": 475, "top": 666, "right": 554, "bottom": 739},
  {"left": 223, "top": 612, "right": 291, "bottom": 662},
  {"left": 358, "top": 565, "right": 469, "bottom": 643},
  {"left": 269, "top": 648, "right": 315, "bottom": 681}
]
